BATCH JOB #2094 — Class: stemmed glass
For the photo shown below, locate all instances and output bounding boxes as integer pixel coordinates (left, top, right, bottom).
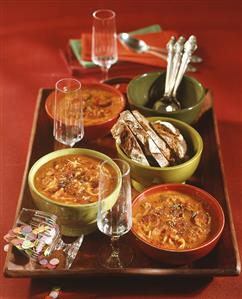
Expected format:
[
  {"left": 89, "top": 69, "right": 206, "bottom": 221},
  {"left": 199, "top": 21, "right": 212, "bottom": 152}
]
[
  {"left": 4, "top": 208, "right": 83, "bottom": 269},
  {"left": 97, "top": 159, "right": 133, "bottom": 268},
  {"left": 53, "top": 78, "right": 84, "bottom": 147},
  {"left": 91, "top": 9, "right": 118, "bottom": 81}
]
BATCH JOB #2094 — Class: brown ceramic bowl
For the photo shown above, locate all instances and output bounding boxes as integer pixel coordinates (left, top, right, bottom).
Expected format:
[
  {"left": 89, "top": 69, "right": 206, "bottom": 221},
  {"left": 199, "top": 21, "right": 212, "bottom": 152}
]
[
  {"left": 132, "top": 183, "right": 225, "bottom": 265},
  {"left": 45, "top": 82, "right": 126, "bottom": 141}
]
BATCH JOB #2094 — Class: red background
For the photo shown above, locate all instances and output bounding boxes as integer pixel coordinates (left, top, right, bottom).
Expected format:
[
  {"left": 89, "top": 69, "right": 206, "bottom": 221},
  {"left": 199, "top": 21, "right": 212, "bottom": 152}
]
[{"left": 0, "top": 1, "right": 241, "bottom": 298}]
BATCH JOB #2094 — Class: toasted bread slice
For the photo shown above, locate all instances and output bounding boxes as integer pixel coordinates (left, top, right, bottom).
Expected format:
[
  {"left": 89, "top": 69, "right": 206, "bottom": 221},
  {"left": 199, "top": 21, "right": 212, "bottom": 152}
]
[
  {"left": 119, "top": 111, "right": 169, "bottom": 167},
  {"left": 111, "top": 119, "right": 149, "bottom": 166},
  {"left": 132, "top": 110, "right": 176, "bottom": 164},
  {"left": 151, "top": 120, "right": 187, "bottom": 160}
]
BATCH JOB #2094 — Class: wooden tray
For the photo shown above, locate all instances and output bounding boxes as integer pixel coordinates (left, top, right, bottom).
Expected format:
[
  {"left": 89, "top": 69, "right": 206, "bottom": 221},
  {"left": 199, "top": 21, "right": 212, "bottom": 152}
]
[{"left": 4, "top": 88, "right": 241, "bottom": 278}]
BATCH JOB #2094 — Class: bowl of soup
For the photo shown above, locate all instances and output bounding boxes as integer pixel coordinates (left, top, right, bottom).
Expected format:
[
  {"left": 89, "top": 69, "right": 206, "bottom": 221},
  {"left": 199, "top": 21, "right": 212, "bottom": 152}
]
[
  {"left": 132, "top": 184, "right": 225, "bottom": 265},
  {"left": 45, "top": 83, "right": 126, "bottom": 141},
  {"left": 28, "top": 148, "right": 121, "bottom": 236}
]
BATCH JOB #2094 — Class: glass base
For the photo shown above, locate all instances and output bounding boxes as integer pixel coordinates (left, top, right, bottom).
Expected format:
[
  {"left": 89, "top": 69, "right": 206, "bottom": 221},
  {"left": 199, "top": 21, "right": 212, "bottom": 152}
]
[
  {"left": 55, "top": 235, "right": 84, "bottom": 269},
  {"left": 98, "top": 242, "right": 133, "bottom": 269}
]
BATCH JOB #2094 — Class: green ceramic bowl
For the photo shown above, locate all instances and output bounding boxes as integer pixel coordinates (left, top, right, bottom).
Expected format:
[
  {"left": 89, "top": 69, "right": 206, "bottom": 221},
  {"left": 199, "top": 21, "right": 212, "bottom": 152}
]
[
  {"left": 28, "top": 148, "right": 121, "bottom": 237},
  {"left": 116, "top": 117, "right": 203, "bottom": 191},
  {"left": 127, "top": 71, "right": 206, "bottom": 124}
]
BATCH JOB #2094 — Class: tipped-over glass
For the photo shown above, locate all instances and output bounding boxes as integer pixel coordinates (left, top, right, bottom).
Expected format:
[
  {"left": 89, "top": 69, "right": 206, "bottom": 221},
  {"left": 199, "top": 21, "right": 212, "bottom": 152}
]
[
  {"left": 5, "top": 208, "right": 83, "bottom": 269},
  {"left": 97, "top": 159, "right": 133, "bottom": 268}
]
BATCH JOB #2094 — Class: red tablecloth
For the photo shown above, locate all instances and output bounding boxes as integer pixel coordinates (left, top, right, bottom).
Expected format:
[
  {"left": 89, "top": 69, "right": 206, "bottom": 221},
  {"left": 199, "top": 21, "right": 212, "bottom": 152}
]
[{"left": 0, "top": 1, "right": 241, "bottom": 298}]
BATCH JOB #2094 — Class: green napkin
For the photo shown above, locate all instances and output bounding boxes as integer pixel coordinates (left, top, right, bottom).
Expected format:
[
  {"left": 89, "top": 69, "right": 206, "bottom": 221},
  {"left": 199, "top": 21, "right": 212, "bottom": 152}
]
[{"left": 69, "top": 24, "right": 162, "bottom": 68}]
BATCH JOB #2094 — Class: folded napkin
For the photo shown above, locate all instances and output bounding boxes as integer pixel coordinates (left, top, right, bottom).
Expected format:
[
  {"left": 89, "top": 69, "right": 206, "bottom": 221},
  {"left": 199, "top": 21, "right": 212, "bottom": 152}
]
[
  {"left": 81, "top": 30, "right": 177, "bottom": 68},
  {"left": 69, "top": 24, "right": 162, "bottom": 68}
]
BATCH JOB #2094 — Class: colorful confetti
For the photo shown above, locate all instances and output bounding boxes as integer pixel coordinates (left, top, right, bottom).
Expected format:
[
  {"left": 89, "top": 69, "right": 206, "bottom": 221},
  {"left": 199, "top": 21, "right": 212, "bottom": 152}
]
[
  {"left": 3, "top": 223, "right": 59, "bottom": 267},
  {"left": 3, "top": 220, "right": 68, "bottom": 271},
  {"left": 39, "top": 258, "right": 48, "bottom": 266},
  {"left": 45, "top": 286, "right": 61, "bottom": 299}
]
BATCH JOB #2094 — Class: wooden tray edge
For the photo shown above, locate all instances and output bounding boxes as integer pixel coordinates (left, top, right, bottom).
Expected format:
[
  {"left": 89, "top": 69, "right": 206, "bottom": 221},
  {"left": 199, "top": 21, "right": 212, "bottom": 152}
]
[
  {"left": 211, "top": 91, "right": 241, "bottom": 275},
  {"left": 3, "top": 88, "right": 43, "bottom": 277}
]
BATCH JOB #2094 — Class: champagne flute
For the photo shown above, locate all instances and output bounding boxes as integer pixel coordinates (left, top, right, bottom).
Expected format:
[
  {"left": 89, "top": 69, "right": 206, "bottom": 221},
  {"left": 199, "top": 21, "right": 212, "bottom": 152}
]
[
  {"left": 91, "top": 9, "right": 118, "bottom": 81},
  {"left": 97, "top": 159, "right": 133, "bottom": 268},
  {"left": 53, "top": 78, "right": 84, "bottom": 147}
]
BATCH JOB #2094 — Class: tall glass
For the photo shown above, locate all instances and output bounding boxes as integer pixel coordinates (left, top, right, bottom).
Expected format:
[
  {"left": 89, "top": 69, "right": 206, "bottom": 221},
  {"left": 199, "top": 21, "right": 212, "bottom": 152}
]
[
  {"left": 97, "top": 159, "right": 133, "bottom": 268},
  {"left": 91, "top": 9, "right": 118, "bottom": 81},
  {"left": 54, "top": 78, "right": 84, "bottom": 147}
]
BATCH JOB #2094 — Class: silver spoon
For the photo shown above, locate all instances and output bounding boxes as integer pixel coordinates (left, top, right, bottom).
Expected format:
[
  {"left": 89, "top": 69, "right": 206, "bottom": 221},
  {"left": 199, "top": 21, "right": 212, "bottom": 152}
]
[
  {"left": 118, "top": 32, "right": 202, "bottom": 64},
  {"left": 152, "top": 36, "right": 185, "bottom": 112},
  {"left": 153, "top": 35, "right": 198, "bottom": 113},
  {"left": 171, "top": 36, "right": 198, "bottom": 98}
]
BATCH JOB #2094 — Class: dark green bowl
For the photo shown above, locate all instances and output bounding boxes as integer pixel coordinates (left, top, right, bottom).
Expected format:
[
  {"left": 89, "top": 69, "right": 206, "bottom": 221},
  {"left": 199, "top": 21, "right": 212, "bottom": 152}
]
[{"left": 127, "top": 71, "right": 206, "bottom": 124}]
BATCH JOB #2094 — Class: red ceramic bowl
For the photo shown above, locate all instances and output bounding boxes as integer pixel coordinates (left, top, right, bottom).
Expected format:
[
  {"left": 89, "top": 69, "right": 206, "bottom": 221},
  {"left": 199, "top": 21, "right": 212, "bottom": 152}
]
[
  {"left": 45, "top": 82, "right": 126, "bottom": 141},
  {"left": 132, "top": 184, "right": 225, "bottom": 265}
]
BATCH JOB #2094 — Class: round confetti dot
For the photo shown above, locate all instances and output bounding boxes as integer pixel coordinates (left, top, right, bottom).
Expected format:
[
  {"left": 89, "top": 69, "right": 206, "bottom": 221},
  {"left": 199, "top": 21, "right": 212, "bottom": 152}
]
[
  {"left": 3, "top": 234, "right": 13, "bottom": 242},
  {"left": 13, "top": 227, "right": 22, "bottom": 234},
  {"left": 21, "top": 240, "right": 34, "bottom": 249},
  {"left": 34, "top": 225, "right": 46, "bottom": 234},
  {"left": 49, "top": 258, "right": 60, "bottom": 266},
  {"left": 11, "top": 238, "right": 23, "bottom": 246},
  {"left": 49, "top": 290, "right": 60, "bottom": 298},
  {"left": 22, "top": 225, "right": 32, "bottom": 234},
  {"left": 39, "top": 258, "right": 48, "bottom": 266},
  {"left": 4, "top": 229, "right": 17, "bottom": 241},
  {"left": 4, "top": 244, "right": 9, "bottom": 252}
]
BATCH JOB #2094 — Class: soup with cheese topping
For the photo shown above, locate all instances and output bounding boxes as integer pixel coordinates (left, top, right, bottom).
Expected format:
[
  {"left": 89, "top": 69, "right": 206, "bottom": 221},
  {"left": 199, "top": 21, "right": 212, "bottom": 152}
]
[
  {"left": 34, "top": 154, "right": 117, "bottom": 205},
  {"left": 133, "top": 191, "right": 212, "bottom": 250}
]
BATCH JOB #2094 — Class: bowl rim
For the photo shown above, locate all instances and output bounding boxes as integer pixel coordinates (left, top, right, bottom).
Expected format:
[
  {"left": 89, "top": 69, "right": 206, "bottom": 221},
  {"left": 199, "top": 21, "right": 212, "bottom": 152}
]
[
  {"left": 131, "top": 183, "right": 225, "bottom": 253},
  {"left": 116, "top": 116, "right": 203, "bottom": 171},
  {"left": 45, "top": 82, "right": 126, "bottom": 128},
  {"left": 28, "top": 148, "right": 121, "bottom": 208},
  {"left": 127, "top": 71, "right": 206, "bottom": 114}
]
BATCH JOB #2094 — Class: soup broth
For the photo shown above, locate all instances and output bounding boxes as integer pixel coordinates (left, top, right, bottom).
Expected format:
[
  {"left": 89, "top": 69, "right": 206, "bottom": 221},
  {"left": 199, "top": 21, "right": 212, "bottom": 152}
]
[
  {"left": 53, "top": 87, "right": 123, "bottom": 127},
  {"left": 34, "top": 154, "right": 117, "bottom": 205},
  {"left": 82, "top": 87, "right": 122, "bottom": 126},
  {"left": 133, "top": 191, "right": 212, "bottom": 250}
]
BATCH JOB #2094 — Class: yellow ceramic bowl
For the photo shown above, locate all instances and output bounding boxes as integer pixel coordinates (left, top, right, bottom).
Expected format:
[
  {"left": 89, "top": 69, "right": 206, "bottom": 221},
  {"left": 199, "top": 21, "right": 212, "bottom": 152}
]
[
  {"left": 28, "top": 148, "right": 121, "bottom": 236},
  {"left": 116, "top": 117, "right": 203, "bottom": 191}
]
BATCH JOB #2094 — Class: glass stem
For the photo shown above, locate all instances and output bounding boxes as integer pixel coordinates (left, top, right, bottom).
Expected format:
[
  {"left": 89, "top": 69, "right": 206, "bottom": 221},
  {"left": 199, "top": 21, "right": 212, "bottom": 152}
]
[
  {"left": 101, "top": 66, "right": 109, "bottom": 81},
  {"left": 110, "top": 236, "right": 121, "bottom": 266}
]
